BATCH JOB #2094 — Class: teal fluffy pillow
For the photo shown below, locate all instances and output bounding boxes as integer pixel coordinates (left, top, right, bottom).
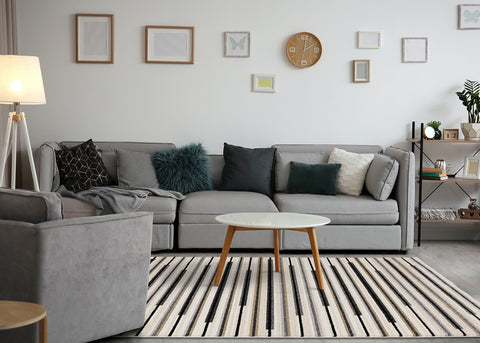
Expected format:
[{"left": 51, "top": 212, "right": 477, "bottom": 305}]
[
  {"left": 151, "top": 143, "right": 212, "bottom": 194},
  {"left": 286, "top": 161, "right": 341, "bottom": 195}
]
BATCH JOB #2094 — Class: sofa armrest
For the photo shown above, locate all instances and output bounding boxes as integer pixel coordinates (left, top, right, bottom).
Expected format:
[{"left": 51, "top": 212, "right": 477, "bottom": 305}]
[
  {"left": 0, "top": 212, "right": 153, "bottom": 343},
  {"left": 34, "top": 142, "right": 59, "bottom": 192},
  {"left": 384, "top": 146, "right": 415, "bottom": 250}
]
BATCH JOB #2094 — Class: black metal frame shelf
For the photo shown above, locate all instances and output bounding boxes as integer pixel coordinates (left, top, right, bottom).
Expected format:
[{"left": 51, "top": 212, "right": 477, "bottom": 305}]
[{"left": 410, "top": 121, "right": 480, "bottom": 246}]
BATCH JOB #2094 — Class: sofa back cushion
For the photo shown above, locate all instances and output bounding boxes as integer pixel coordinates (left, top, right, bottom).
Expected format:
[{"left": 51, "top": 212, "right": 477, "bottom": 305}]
[
  {"left": 60, "top": 141, "right": 175, "bottom": 185},
  {"left": 273, "top": 144, "right": 383, "bottom": 193},
  {"left": 0, "top": 188, "right": 63, "bottom": 223}
]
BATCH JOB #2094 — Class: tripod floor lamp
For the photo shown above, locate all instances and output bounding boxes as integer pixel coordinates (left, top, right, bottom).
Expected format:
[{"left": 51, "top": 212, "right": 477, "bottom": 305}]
[{"left": 0, "top": 55, "right": 46, "bottom": 191}]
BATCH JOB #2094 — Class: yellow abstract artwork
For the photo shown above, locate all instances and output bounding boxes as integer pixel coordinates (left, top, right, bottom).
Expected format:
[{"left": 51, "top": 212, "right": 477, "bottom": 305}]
[{"left": 258, "top": 78, "right": 272, "bottom": 88}]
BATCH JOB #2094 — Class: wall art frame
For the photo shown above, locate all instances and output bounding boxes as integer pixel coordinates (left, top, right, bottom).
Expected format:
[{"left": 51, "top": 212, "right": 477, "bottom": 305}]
[
  {"left": 458, "top": 4, "right": 480, "bottom": 29},
  {"left": 353, "top": 60, "right": 370, "bottom": 83},
  {"left": 224, "top": 32, "right": 250, "bottom": 57},
  {"left": 464, "top": 156, "right": 480, "bottom": 179},
  {"left": 145, "top": 26, "right": 194, "bottom": 64},
  {"left": 357, "top": 31, "right": 381, "bottom": 49},
  {"left": 252, "top": 74, "right": 276, "bottom": 93},
  {"left": 402, "top": 37, "right": 428, "bottom": 63},
  {"left": 76, "top": 14, "right": 114, "bottom": 63}
]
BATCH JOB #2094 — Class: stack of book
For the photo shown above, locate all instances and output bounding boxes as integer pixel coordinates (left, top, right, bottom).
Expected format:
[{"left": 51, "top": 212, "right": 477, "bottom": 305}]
[{"left": 419, "top": 167, "right": 447, "bottom": 180}]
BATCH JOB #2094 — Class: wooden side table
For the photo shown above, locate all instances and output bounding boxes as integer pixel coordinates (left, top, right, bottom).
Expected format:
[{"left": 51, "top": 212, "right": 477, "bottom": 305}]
[{"left": 0, "top": 301, "right": 47, "bottom": 343}]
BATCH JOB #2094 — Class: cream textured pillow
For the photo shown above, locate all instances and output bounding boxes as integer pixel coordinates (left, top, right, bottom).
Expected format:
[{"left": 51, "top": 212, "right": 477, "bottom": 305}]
[{"left": 328, "top": 148, "right": 374, "bottom": 196}]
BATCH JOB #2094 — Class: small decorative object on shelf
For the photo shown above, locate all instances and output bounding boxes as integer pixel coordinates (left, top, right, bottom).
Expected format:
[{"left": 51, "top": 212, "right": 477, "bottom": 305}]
[
  {"left": 456, "top": 79, "right": 480, "bottom": 140},
  {"left": 423, "top": 126, "right": 435, "bottom": 139},
  {"left": 444, "top": 128, "right": 459, "bottom": 140},
  {"left": 468, "top": 198, "right": 480, "bottom": 210},
  {"left": 458, "top": 208, "right": 480, "bottom": 219},
  {"left": 463, "top": 156, "right": 480, "bottom": 179},
  {"left": 427, "top": 121, "right": 442, "bottom": 139}
]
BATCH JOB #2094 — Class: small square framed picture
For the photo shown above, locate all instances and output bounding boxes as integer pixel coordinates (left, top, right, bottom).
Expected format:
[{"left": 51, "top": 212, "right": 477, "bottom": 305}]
[
  {"left": 224, "top": 32, "right": 250, "bottom": 57},
  {"left": 459, "top": 5, "right": 480, "bottom": 29},
  {"left": 402, "top": 37, "right": 428, "bottom": 63},
  {"left": 357, "top": 32, "right": 381, "bottom": 49},
  {"left": 353, "top": 60, "right": 370, "bottom": 83},
  {"left": 252, "top": 74, "right": 276, "bottom": 93},
  {"left": 145, "top": 26, "right": 194, "bottom": 64},
  {"left": 76, "top": 14, "right": 114, "bottom": 63},
  {"left": 443, "top": 128, "right": 459, "bottom": 140},
  {"left": 464, "top": 156, "right": 480, "bottom": 179}
]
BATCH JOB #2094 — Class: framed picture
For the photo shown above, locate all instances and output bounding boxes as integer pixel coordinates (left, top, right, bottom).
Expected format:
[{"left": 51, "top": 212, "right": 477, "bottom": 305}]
[
  {"left": 252, "top": 74, "right": 276, "bottom": 93},
  {"left": 463, "top": 156, "right": 480, "bottom": 179},
  {"left": 444, "top": 128, "right": 459, "bottom": 140},
  {"left": 224, "top": 32, "right": 250, "bottom": 57},
  {"left": 353, "top": 60, "right": 370, "bottom": 83},
  {"left": 357, "top": 32, "right": 381, "bottom": 49},
  {"left": 145, "top": 26, "right": 194, "bottom": 64},
  {"left": 402, "top": 38, "right": 428, "bottom": 63},
  {"left": 76, "top": 14, "right": 114, "bottom": 63},
  {"left": 459, "top": 4, "right": 480, "bottom": 29}
]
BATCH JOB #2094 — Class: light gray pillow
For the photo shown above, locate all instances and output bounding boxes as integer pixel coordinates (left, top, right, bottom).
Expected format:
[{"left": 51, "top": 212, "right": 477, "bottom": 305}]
[
  {"left": 365, "top": 154, "right": 399, "bottom": 201},
  {"left": 116, "top": 150, "right": 159, "bottom": 188}
]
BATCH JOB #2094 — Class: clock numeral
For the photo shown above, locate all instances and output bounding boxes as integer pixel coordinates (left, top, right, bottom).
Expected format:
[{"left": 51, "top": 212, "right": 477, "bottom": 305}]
[
  {"left": 314, "top": 47, "right": 320, "bottom": 53},
  {"left": 289, "top": 47, "right": 296, "bottom": 53},
  {"left": 301, "top": 34, "right": 308, "bottom": 40},
  {"left": 301, "top": 59, "right": 308, "bottom": 65}
]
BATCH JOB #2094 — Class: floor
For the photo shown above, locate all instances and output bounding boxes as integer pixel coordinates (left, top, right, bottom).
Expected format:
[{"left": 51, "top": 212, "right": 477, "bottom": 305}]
[{"left": 98, "top": 241, "right": 480, "bottom": 343}]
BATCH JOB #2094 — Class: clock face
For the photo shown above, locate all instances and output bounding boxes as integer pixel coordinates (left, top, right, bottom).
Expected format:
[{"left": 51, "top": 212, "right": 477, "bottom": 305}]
[{"left": 286, "top": 32, "right": 322, "bottom": 68}]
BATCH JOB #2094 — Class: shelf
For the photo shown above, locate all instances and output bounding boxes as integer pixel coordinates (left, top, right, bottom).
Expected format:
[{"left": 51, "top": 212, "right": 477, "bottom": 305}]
[
  {"left": 416, "top": 177, "right": 480, "bottom": 183},
  {"left": 418, "top": 219, "right": 480, "bottom": 223},
  {"left": 408, "top": 138, "right": 480, "bottom": 143}
]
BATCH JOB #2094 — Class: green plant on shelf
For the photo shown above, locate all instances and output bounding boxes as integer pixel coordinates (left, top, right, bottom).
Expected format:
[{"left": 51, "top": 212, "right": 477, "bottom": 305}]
[
  {"left": 456, "top": 79, "right": 480, "bottom": 123},
  {"left": 427, "top": 121, "right": 441, "bottom": 129}
]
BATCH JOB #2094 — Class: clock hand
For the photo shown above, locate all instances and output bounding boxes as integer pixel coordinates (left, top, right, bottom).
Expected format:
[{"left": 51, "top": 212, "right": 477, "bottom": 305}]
[{"left": 303, "top": 43, "right": 317, "bottom": 52}]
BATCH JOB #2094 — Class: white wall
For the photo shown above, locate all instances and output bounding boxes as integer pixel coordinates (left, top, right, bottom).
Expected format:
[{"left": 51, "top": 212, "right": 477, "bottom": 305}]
[{"left": 15, "top": 0, "right": 480, "bottom": 154}]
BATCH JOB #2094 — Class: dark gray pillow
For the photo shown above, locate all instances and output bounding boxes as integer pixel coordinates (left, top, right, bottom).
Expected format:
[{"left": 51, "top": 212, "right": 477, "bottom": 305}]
[
  {"left": 365, "top": 154, "right": 399, "bottom": 200},
  {"left": 116, "top": 150, "right": 159, "bottom": 188},
  {"left": 286, "top": 162, "right": 341, "bottom": 195},
  {"left": 220, "top": 143, "right": 276, "bottom": 197}
]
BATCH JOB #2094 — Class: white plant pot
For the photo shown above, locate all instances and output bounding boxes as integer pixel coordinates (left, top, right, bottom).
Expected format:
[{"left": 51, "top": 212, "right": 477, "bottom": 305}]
[{"left": 461, "top": 123, "right": 480, "bottom": 141}]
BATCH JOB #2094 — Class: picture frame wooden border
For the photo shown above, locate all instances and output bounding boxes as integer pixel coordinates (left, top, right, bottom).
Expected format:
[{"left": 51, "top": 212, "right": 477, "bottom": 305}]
[
  {"left": 458, "top": 4, "right": 480, "bottom": 30},
  {"left": 224, "top": 32, "right": 250, "bottom": 57},
  {"left": 353, "top": 60, "right": 370, "bottom": 83},
  {"left": 402, "top": 37, "right": 428, "bottom": 63},
  {"left": 443, "top": 128, "right": 459, "bottom": 140},
  {"left": 252, "top": 74, "right": 276, "bottom": 93},
  {"left": 357, "top": 31, "right": 381, "bottom": 49},
  {"left": 145, "top": 26, "right": 194, "bottom": 64},
  {"left": 463, "top": 156, "right": 480, "bottom": 179},
  {"left": 76, "top": 14, "right": 114, "bottom": 63}
]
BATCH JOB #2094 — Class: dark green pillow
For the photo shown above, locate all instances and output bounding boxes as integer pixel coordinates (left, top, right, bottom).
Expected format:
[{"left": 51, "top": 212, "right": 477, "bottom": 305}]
[
  {"left": 286, "top": 162, "right": 341, "bottom": 195},
  {"left": 151, "top": 143, "right": 212, "bottom": 194}
]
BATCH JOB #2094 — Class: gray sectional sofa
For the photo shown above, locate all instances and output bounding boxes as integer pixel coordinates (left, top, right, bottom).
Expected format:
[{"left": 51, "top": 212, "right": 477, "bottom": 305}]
[{"left": 36, "top": 142, "right": 415, "bottom": 252}]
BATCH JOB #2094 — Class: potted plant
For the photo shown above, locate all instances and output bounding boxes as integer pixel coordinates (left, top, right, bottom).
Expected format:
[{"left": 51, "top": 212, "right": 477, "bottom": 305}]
[
  {"left": 427, "top": 120, "right": 442, "bottom": 140},
  {"left": 456, "top": 79, "right": 480, "bottom": 140}
]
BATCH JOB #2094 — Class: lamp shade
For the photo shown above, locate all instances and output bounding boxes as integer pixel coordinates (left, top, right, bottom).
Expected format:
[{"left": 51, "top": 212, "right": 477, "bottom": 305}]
[{"left": 0, "top": 55, "right": 46, "bottom": 105}]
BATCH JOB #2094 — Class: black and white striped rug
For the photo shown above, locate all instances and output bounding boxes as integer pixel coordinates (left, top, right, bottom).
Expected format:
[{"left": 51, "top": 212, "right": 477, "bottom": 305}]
[{"left": 122, "top": 256, "right": 480, "bottom": 338}]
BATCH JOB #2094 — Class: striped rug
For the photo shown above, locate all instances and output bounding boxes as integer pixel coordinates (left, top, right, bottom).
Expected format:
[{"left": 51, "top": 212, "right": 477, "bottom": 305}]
[{"left": 122, "top": 256, "right": 480, "bottom": 338}]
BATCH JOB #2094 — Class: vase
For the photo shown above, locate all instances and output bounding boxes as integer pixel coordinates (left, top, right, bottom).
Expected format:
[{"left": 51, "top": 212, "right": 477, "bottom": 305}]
[
  {"left": 434, "top": 128, "right": 442, "bottom": 140},
  {"left": 461, "top": 123, "right": 480, "bottom": 140}
]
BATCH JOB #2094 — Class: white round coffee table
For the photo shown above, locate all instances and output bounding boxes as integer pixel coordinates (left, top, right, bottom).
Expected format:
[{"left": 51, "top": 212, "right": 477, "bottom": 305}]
[{"left": 214, "top": 212, "right": 331, "bottom": 289}]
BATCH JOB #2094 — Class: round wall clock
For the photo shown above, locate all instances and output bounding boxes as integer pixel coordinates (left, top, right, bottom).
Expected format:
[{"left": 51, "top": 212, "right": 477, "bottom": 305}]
[{"left": 286, "top": 32, "right": 322, "bottom": 68}]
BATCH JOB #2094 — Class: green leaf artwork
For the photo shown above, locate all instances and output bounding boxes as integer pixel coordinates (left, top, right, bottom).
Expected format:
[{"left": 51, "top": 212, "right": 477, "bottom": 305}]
[
  {"left": 229, "top": 36, "right": 246, "bottom": 50},
  {"left": 464, "top": 9, "right": 480, "bottom": 23}
]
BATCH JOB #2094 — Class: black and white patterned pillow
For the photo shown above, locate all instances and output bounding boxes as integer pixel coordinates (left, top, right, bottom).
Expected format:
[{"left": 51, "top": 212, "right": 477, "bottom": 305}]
[{"left": 55, "top": 139, "right": 112, "bottom": 192}]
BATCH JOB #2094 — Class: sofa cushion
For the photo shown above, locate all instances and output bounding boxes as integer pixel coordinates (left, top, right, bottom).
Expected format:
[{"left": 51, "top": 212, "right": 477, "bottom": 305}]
[
  {"left": 220, "top": 143, "right": 276, "bottom": 197},
  {"left": 0, "top": 188, "right": 63, "bottom": 223},
  {"left": 151, "top": 143, "right": 212, "bottom": 194},
  {"left": 137, "top": 196, "right": 176, "bottom": 224},
  {"left": 275, "top": 152, "right": 328, "bottom": 192},
  {"left": 286, "top": 162, "right": 341, "bottom": 195},
  {"left": 366, "top": 154, "right": 399, "bottom": 201},
  {"left": 328, "top": 148, "right": 374, "bottom": 196},
  {"left": 274, "top": 193, "right": 399, "bottom": 225},
  {"left": 179, "top": 190, "right": 278, "bottom": 224},
  {"left": 116, "top": 150, "right": 159, "bottom": 188},
  {"left": 55, "top": 139, "right": 112, "bottom": 192}
]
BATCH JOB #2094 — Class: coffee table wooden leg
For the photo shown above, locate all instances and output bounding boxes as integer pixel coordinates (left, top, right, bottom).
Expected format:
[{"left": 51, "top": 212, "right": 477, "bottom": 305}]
[
  {"left": 307, "top": 227, "right": 324, "bottom": 289},
  {"left": 273, "top": 230, "right": 280, "bottom": 272},
  {"left": 214, "top": 226, "right": 236, "bottom": 286},
  {"left": 39, "top": 315, "right": 48, "bottom": 343}
]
